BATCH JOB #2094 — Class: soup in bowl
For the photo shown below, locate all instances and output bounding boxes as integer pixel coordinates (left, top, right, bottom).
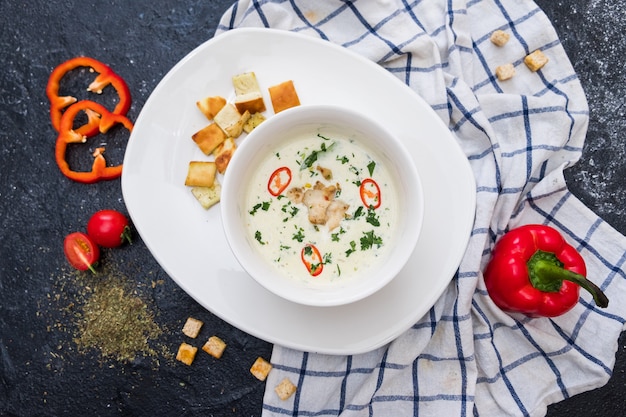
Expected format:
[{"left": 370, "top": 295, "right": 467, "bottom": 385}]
[{"left": 221, "top": 104, "right": 423, "bottom": 306}]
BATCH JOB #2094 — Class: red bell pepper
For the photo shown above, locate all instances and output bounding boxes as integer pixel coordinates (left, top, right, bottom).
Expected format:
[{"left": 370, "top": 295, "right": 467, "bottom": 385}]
[
  {"left": 46, "top": 56, "right": 131, "bottom": 133},
  {"left": 55, "top": 100, "right": 133, "bottom": 184},
  {"left": 483, "top": 224, "right": 608, "bottom": 317}
]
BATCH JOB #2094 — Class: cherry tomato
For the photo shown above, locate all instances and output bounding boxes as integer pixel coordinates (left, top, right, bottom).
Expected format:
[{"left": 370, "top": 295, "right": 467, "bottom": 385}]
[
  {"left": 64, "top": 232, "right": 100, "bottom": 273},
  {"left": 267, "top": 166, "right": 292, "bottom": 196},
  {"left": 359, "top": 178, "right": 382, "bottom": 209},
  {"left": 301, "top": 244, "right": 323, "bottom": 277},
  {"left": 87, "top": 209, "right": 132, "bottom": 248}
]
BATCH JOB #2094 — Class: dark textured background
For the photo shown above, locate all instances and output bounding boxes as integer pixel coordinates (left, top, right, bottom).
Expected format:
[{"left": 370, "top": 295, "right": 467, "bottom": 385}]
[{"left": 0, "top": 1, "right": 624, "bottom": 416}]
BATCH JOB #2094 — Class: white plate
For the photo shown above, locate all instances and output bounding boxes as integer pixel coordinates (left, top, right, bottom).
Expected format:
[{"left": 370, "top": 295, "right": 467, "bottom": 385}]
[{"left": 122, "top": 28, "right": 476, "bottom": 355}]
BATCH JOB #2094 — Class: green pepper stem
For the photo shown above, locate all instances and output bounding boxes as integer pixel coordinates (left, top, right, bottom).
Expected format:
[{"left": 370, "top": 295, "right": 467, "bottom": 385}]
[{"left": 531, "top": 256, "right": 609, "bottom": 308}]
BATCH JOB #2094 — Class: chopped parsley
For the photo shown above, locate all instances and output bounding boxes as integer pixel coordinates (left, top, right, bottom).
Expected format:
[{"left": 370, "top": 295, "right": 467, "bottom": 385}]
[
  {"left": 367, "top": 160, "right": 376, "bottom": 176},
  {"left": 254, "top": 231, "right": 265, "bottom": 245},
  {"left": 300, "top": 140, "right": 336, "bottom": 170},
  {"left": 249, "top": 200, "right": 271, "bottom": 215},
  {"left": 292, "top": 227, "right": 305, "bottom": 243},
  {"left": 365, "top": 207, "right": 380, "bottom": 226},
  {"left": 360, "top": 230, "right": 383, "bottom": 250},
  {"left": 345, "top": 241, "right": 357, "bottom": 257}
]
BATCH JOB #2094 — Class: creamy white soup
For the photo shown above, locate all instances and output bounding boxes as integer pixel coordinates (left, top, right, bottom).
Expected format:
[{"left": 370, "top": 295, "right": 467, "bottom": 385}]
[{"left": 245, "top": 130, "right": 399, "bottom": 284}]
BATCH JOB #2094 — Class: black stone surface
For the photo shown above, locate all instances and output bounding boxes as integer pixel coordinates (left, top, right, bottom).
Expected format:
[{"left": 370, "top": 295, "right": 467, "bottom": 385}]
[{"left": 0, "top": 1, "right": 623, "bottom": 416}]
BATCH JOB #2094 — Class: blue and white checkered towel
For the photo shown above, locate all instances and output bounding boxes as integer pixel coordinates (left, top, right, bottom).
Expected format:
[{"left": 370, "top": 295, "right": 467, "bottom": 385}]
[{"left": 217, "top": 1, "right": 626, "bottom": 415}]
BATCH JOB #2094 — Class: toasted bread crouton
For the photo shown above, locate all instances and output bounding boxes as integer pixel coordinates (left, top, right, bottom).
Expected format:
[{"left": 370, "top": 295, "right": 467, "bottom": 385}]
[
  {"left": 196, "top": 96, "right": 227, "bottom": 120},
  {"left": 176, "top": 342, "right": 198, "bottom": 366},
  {"left": 214, "top": 104, "right": 251, "bottom": 138},
  {"left": 202, "top": 336, "right": 227, "bottom": 359},
  {"left": 213, "top": 137, "right": 237, "bottom": 174},
  {"left": 490, "top": 30, "right": 510, "bottom": 46},
  {"left": 233, "top": 72, "right": 267, "bottom": 113},
  {"left": 235, "top": 92, "right": 266, "bottom": 114},
  {"left": 268, "top": 80, "right": 300, "bottom": 113},
  {"left": 185, "top": 161, "right": 217, "bottom": 187},
  {"left": 182, "top": 317, "right": 203, "bottom": 338},
  {"left": 275, "top": 378, "right": 297, "bottom": 401},
  {"left": 191, "top": 183, "right": 221, "bottom": 209},
  {"left": 250, "top": 356, "right": 272, "bottom": 381},
  {"left": 495, "top": 63, "right": 515, "bottom": 81},
  {"left": 243, "top": 112, "right": 266, "bottom": 133},
  {"left": 192, "top": 123, "right": 227, "bottom": 155},
  {"left": 524, "top": 50, "right": 548, "bottom": 72}
]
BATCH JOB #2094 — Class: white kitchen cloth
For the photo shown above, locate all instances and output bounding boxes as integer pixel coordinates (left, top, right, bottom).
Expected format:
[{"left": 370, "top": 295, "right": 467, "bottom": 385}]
[{"left": 216, "top": 1, "right": 626, "bottom": 416}]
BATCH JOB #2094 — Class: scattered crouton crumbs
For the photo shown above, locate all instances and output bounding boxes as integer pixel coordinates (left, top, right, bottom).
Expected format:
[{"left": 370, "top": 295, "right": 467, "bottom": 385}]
[
  {"left": 490, "top": 29, "right": 510, "bottom": 46},
  {"left": 275, "top": 377, "right": 297, "bottom": 400},
  {"left": 182, "top": 317, "right": 204, "bottom": 338},
  {"left": 524, "top": 50, "right": 549, "bottom": 72},
  {"left": 250, "top": 356, "right": 273, "bottom": 381},
  {"left": 202, "top": 336, "right": 227, "bottom": 359},
  {"left": 176, "top": 342, "right": 198, "bottom": 366},
  {"left": 495, "top": 63, "right": 516, "bottom": 81}
]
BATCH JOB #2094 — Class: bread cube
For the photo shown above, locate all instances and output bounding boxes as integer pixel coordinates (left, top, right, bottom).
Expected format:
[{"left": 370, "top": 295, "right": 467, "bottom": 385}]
[
  {"left": 269, "top": 80, "right": 300, "bottom": 113},
  {"left": 191, "top": 183, "right": 221, "bottom": 210},
  {"left": 213, "top": 137, "right": 237, "bottom": 174},
  {"left": 495, "top": 63, "right": 515, "bottom": 81},
  {"left": 524, "top": 50, "right": 549, "bottom": 72},
  {"left": 275, "top": 378, "right": 297, "bottom": 401},
  {"left": 243, "top": 112, "right": 266, "bottom": 133},
  {"left": 182, "top": 317, "right": 203, "bottom": 338},
  {"left": 490, "top": 30, "right": 510, "bottom": 46},
  {"left": 185, "top": 161, "right": 217, "bottom": 188},
  {"left": 176, "top": 342, "right": 198, "bottom": 366},
  {"left": 202, "top": 336, "right": 227, "bottom": 359},
  {"left": 196, "top": 96, "right": 227, "bottom": 120},
  {"left": 250, "top": 356, "right": 272, "bottom": 381},
  {"left": 192, "top": 123, "right": 227, "bottom": 155}
]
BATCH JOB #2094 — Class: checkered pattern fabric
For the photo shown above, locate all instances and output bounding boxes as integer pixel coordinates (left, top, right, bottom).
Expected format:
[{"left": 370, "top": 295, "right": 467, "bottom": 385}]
[{"left": 216, "top": 1, "right": 626, "bottom": 415}]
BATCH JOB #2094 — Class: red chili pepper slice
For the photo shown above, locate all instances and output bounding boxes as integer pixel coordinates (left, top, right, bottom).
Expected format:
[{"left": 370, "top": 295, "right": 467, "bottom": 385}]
[
  {"left": 55, "top": 100, "right": 133, "bottom": 184},
  {"left": 301, "top": 244, "right": 323, "bottom": 277},
  {"left": 46, "top": 56, "right": 131, "bottom": 133},
  {"left": 267, "top": 166, "right": 292, "bottom": 196},
  {"left": 359, "top": 178, "right": 381, "bottom": 209}
]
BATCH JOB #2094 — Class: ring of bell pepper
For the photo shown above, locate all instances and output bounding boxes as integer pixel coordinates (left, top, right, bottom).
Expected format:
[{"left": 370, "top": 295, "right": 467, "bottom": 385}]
[
  {"left": 46, "top": 56, "right": 131, "bottom": 134},
  {"left": 55, "top": 100, "right": 133, "bottom": 184},
  {"left": 483, "top": 224, "right": 608, "bottom": 317}
]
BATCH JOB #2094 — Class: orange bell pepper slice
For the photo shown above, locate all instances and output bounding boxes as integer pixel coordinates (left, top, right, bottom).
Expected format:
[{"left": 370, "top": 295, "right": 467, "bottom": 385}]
[
  {"left": 55, "top": 100, "right": 133, "bottom": 184},
  {"left": 46, "top": 56, "right": 131, "bottom": 134}
]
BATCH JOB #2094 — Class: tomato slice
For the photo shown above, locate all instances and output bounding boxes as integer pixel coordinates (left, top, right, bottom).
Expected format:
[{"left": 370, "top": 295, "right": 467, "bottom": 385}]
[
  {"left": 64, "top": 232, "right": 100, "bottom": 273},
  {"left": 267, "top": 166, "right": 292, "bottom": 196},
  {"left": 301, "top": 244, "right": 323, "bottom": 277},
  {"left": 359, "top": 178, "right": 381, "bottom": 209}
]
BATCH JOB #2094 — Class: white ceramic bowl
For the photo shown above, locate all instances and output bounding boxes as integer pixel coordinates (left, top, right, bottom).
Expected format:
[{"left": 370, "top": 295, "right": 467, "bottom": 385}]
[{"left": 221, "top": 104, "right": 424, "bottom": 306}]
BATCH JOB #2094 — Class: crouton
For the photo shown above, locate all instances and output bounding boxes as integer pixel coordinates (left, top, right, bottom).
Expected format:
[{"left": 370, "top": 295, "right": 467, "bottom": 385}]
[
  {"left": 490, "top": 30, "right": 510, "bottom": 46},
  {"left": 213, "top": 137, "right": 237, "bottom": 174},
  {"left": 243, "top": 112, "right": 266, "bottom": 133},
  {"left": 232, "top": 72, "right": 267, "bottom": 114},
  {"left": 202, "top": 336, "right": 227, "bottom": 359},
  {"left": 185, "top": 161, "right": 217, "bottom": 188},
  {"left": 176, "top": 342, "right": 198, "bottom": 366},
  {"left": 524, "top": 50, "right": 549, "bottom": 72},
  {"left": 250, "top": 357, "right": 272, "bottom": 381},
  {"left": 191, "top": 183, "right": 221, "bottom": 209},
  {"left": 495, "top": 63, "right": 515, "bottom": 81},
  {"left": 275, "top": 378, "right": 297, "bottom": 401},
  {"left": 268, "top": 80, "right": 300, "bottom": 113},
  {"left": 192, "top": 123, "right": 227, "bottom": 155},
  {"left": 182, "top": 317, "right": 203, "bottom": 338},
  {"left": 196, "top": 96, "right": 227, "bottom": 120}
]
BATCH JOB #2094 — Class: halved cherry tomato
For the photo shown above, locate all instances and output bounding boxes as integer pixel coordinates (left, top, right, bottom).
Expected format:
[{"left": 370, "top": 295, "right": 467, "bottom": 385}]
[
  {"left": 267, "top": 166, "right": 292, "bottom": 196},
  {"left": 87, "top": 209, "right": 132, "bottom": 248},
  {"left": 64, "top": 232, "right": 100, "bottom": 273},
  {"left": 301, "top": 244, "right": 323, "bottom": 277},
  {"left": 359, "top": 178, "right": 382, "bottom": 209}
]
